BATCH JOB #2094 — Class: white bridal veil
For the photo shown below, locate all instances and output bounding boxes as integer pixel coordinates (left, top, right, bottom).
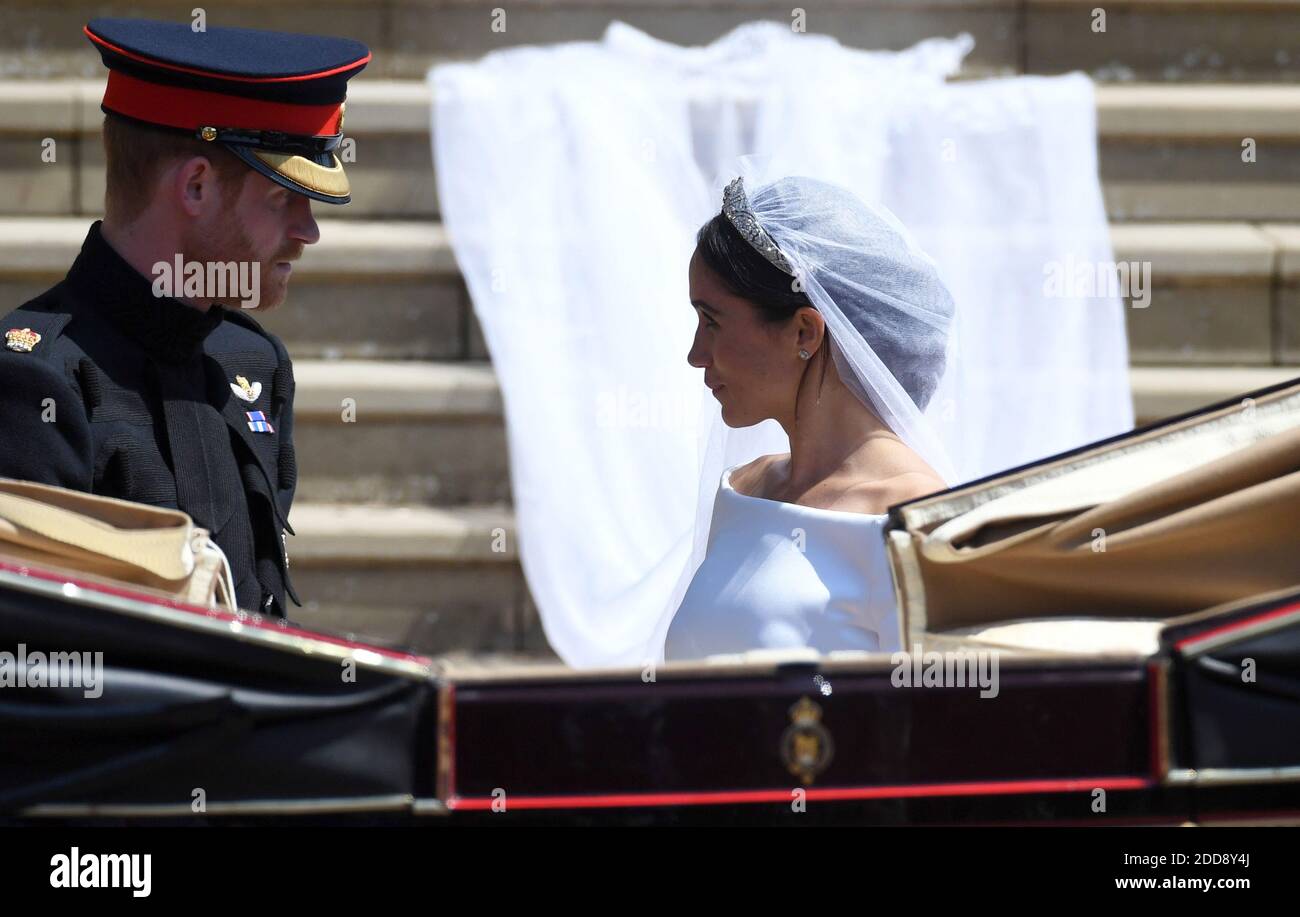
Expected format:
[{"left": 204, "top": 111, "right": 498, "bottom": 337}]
[
  {"left": 714, "top": 168, "right": 962, "bottom": 485},
  {"left": 432, "top": 22, "right": 1133, "bottom": 669}
]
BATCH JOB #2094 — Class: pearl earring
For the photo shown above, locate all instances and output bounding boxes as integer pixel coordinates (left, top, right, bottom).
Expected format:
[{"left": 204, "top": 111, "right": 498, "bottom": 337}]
[{"left": 798, "top": 349, "right": 811, "bottom": 360}]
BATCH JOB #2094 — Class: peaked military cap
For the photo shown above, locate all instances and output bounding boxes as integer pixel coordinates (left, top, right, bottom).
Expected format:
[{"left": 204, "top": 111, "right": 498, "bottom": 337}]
[{"left": 85, "top": 17, "right": 370, "bottom": 204}]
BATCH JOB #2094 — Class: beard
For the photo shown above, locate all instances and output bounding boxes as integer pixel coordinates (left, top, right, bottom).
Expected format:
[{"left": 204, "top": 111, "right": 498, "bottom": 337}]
[{"left": 183, "top": 207, "right": 300, "bottom": 313}]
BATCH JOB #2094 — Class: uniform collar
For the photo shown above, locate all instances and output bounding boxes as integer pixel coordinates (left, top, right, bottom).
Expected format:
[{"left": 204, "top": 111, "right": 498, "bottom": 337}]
[{"left": 67, "top": 220, "right": 227, "bottom": 365}]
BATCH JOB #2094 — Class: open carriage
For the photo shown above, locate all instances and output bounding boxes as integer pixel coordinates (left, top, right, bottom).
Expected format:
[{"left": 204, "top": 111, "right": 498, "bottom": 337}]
[{"left": 2, "top": 375, "right": 1298, "bottom": 825}]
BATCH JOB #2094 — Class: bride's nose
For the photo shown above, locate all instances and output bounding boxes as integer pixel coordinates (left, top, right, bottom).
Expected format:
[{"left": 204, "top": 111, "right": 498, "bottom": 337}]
[{"left": 687, "top": 332, "right": 710, "bottom": 369}]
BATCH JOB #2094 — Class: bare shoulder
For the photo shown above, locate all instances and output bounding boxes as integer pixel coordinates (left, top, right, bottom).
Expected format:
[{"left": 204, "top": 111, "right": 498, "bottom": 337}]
[
  {"left": 730, "top": 454, "right": 945, "bottom": 513},
  {"left": 729, "top": 453, "right": 785, "bottom": 497},
  {"left": 835, "top": 471, "right": 947, "bottom": 515}
]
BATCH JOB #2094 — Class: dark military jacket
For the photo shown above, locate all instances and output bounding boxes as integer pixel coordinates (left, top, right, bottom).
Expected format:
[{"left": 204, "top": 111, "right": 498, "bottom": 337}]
[{"left": 0, "top": 221, "right": 300, "bottom": 617}]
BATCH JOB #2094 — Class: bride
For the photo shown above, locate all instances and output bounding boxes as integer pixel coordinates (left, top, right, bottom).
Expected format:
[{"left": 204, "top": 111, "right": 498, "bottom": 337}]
[{"left": 663, "top": 174, "right": 958, "bottom": 661}]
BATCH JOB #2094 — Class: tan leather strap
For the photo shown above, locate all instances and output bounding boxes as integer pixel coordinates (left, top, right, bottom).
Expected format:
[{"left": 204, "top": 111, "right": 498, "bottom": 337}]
[{"left": 0, "top": 491, "right": 194, "bottom": 581}]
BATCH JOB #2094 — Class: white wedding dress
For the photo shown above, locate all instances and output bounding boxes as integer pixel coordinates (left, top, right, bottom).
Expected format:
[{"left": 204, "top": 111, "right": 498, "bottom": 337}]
[{"left": 664, "top": 462, "right": 903, "bottom": 661}]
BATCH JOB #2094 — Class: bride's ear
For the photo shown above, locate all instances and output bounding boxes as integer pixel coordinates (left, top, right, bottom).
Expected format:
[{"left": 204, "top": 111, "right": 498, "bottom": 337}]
[{"left": 794, "top": 306, "right": 825, "bottom": 356}]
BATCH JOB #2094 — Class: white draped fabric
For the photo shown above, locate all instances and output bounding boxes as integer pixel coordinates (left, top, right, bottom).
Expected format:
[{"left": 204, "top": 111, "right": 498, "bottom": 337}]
[{"left": 431, "top": 22, "right": 1133, "bottom": 669}]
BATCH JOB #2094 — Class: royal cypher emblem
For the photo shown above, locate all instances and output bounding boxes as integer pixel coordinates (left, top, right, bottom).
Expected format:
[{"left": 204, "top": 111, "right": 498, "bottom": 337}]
[
  {"left": 780, "top": 696, "right": 834, "bottom": 785},
  {"left": 231, "top": 374, "right": 262, "bottom": 402},
  {"left": 4, "top": 327, "right": 41, "bottom": 353}
]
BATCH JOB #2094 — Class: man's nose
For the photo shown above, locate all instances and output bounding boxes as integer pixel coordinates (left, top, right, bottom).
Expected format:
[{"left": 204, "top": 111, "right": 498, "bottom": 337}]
[{"left": 289, "top": 196, "right": 320, "bottom": 246}]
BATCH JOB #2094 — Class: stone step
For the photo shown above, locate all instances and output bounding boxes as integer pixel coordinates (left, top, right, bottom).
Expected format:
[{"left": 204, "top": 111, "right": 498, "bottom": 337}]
[
  {"left": 3, "top": 0, "right": 1298, "bottom": 82},
  {"left": 1110, "top": 222, "right": 1298, "bottom": 365},
  {"left": 284, "top": 500, "right": 553, "bottom": 658},
  {"left": 1128, "top": 365, "right": 1300, "bottom": 424},
  {"left": 1025, "top": 0, "right": 1300, "bottom": 84},
  {"left": 3, "top": 216, "right": 1299, "bottom": 363},
  {"left": 4, "top": 80, "right": 1300, "bottom": 220},
  {"left": 1096, "top": 85, "right": 1300, "bottom": 221},
  {"left": 291, "top": 360, "right": 510, "bottom": 505}
]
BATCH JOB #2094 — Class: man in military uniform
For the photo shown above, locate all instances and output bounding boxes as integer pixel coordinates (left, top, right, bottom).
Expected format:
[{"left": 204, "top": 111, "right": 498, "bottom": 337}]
[{"left": 0, "top": 18, "right": 370, "bottom": 617}]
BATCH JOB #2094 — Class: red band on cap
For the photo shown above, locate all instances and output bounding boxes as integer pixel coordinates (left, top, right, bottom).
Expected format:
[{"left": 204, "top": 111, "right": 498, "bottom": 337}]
[{"left": 102, "top": 70, "right": 343, "bottom": 137}]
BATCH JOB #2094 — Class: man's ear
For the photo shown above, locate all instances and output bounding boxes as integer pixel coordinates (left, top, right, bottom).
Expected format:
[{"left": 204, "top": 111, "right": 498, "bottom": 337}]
[{"left": 171, "top": 155, "right": 222, "bottom": 217}]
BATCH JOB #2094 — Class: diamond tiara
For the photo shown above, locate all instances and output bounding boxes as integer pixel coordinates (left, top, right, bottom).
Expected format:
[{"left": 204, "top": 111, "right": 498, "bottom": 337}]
[{"left": 721, "top": 176, "right": 795, "bottom": 277}]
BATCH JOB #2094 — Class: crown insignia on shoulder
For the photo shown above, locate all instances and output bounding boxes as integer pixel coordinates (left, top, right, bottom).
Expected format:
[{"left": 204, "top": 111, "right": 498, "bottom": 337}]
[{"left": 4, "top": 327, "right": 41, "bottom": 353}]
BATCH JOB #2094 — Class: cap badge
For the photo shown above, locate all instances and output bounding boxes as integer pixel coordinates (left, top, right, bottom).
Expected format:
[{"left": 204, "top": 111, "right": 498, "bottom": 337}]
[
  {"left": 5, "top": 328, "right": 41, "bottom": 353},
  {"left": 245, "top": 410, "right": 275, "bottom": 434},
  {"left": 231, "top": 375, "right": 262, "bottom": 402}
]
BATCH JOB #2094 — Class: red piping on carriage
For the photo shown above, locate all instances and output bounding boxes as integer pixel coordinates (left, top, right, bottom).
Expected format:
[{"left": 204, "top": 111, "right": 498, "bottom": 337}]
[
  {"left": 0, "top": 559, "right": 429, "bottom": 665},
  {"left": 444, "top": 776, "right": 1154, "bottom": 811},
  {"left": 84, "top": 26, "right": 371, "bottom": 82},
  {"left": 1174, "top": 600, "right": 1300, "bottom": 653}
]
